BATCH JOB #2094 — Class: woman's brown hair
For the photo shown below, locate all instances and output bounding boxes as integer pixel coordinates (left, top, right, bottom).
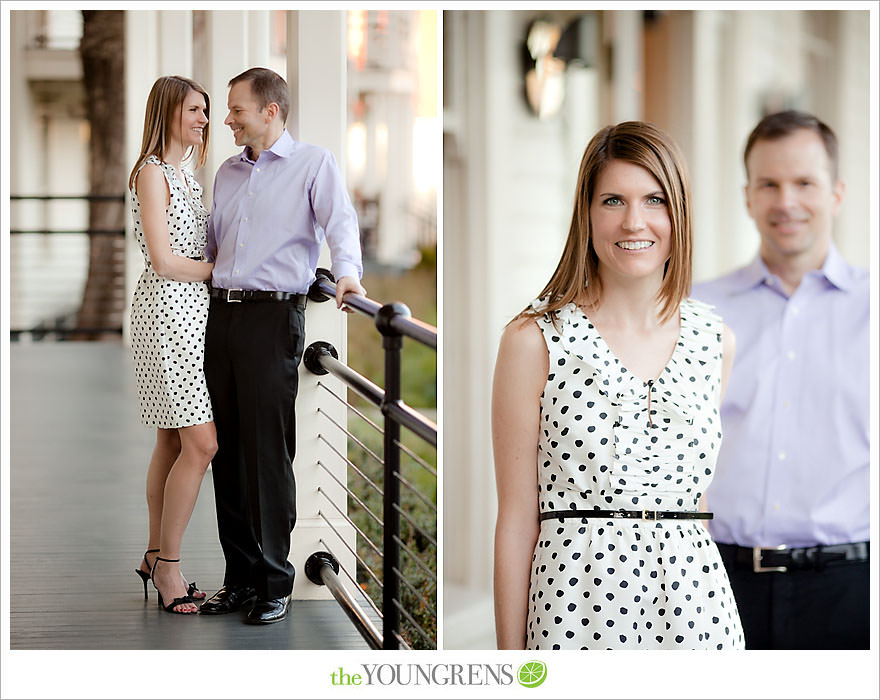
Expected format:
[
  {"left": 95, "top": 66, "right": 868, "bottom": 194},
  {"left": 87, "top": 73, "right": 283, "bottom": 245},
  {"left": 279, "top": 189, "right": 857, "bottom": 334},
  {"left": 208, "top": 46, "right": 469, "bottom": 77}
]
[
  {"left": 521, "top": 121, "right": 692, "bottom": 325},
  {"left": 128, "top": 75, "right": 210, "bottom": 191}
]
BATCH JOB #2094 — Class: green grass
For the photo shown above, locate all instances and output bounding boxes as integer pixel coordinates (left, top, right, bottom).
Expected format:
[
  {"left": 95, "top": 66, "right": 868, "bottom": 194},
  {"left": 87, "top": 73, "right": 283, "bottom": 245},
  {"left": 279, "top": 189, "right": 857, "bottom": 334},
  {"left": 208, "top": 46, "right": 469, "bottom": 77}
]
[{"left": 346, "top": 254, "right": 437, "bottom": 409}]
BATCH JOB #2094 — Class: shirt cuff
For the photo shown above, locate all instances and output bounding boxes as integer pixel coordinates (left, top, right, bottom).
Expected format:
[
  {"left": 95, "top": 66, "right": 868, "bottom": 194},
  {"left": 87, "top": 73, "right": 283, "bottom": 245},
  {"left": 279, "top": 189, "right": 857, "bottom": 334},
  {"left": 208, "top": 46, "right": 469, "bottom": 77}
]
[{"left": 331, "top": 262, "right": 362, "bottom": 283}]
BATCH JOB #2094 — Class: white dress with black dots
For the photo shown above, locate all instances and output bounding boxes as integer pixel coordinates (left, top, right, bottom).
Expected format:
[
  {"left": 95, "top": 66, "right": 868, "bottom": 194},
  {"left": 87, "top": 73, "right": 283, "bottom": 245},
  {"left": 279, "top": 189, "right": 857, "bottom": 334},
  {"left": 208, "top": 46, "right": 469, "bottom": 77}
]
[
  {"left": 129, "top": 155, "right": 213, "bottom": 428},
  {"left": 526, "top": 298, "right": 744, "bottom": 650}
]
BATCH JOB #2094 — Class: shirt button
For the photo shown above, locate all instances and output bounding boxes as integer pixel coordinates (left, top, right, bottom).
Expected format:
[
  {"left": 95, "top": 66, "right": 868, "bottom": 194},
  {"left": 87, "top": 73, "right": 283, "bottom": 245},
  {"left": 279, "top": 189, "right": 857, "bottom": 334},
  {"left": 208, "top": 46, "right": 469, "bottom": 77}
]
[
  {"left": 783, "top": 400, "right": 791, "bottom": 410},
  {"left": 773, "top": 503, "right": 781, "bottom": 511},
  {"left": 786, "top": 350, "right": 796, "bottom": 361},
  {"left": 791, "top": 305, "right": 800, "bottom": 316},
  {"left": 234, "top": 268, "right": 239, "bottom": 274},
  {"left": 256, "top": 168, "right": 261, "bottom": 173},
  {"left": 778, "top": 451, "right": 787, "bottom": 461},
  {"left": 249, "top": 191, "right": 254, "bottom": 196},
  {"left": 243, "top": 217, "right": 248, "bottom": 223},
  {"left": 239, "top": 243, "right": 244, "bottom": 247}
]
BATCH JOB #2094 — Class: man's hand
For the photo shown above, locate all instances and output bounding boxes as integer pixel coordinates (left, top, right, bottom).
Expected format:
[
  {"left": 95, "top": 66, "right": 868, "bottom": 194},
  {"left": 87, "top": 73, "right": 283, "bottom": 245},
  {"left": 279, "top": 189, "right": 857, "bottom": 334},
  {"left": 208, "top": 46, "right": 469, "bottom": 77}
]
[{"left": 335, "top": 276, "right": 366, "bottom": 312}]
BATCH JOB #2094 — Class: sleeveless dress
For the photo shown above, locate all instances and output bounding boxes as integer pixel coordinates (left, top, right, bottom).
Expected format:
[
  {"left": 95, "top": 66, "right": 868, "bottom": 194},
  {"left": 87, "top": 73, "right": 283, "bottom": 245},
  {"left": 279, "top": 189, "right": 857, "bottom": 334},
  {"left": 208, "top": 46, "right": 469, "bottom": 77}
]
[
  {"left": 129, "top": 155, "right": 213, "bottom": 428},
  {"left": 526, "top": 298, "right": 744, "bottom": 650}
]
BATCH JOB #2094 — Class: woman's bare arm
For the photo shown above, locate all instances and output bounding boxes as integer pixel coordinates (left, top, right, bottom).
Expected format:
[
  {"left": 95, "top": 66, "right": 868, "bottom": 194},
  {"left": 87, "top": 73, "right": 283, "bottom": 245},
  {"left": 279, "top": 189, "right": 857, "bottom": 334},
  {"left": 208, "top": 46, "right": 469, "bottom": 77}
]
[
  {"left": 492, "top": 316, "right": 547, "bottom": 649},
  {"left": 136, "top": 164, "right": 213, "bottom": 282}
]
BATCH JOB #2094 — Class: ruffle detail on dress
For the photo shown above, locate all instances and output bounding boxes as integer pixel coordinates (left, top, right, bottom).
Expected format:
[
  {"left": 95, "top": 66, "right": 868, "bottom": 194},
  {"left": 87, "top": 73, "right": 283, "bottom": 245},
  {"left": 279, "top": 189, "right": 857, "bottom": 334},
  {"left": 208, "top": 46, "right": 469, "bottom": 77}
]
[{"left": 535, "top": 299, "right": 698, "bottom": 423}]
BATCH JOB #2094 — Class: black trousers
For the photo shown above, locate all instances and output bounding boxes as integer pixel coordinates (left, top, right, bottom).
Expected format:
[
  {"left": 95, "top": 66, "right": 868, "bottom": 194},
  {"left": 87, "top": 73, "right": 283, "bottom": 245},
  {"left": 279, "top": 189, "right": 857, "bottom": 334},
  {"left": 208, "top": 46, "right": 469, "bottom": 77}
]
[
  {"left": 204, "top": 298, "right": 306, "bottom": 599},
  {"left": 717, "top": 543, "right": 869, "bottom": 649}
]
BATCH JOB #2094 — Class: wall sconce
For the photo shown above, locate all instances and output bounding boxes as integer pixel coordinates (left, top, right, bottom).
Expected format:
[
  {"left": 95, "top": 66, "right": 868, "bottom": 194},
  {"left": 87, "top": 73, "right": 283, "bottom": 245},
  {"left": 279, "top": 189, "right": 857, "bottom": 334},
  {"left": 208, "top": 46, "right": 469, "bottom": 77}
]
[{"left": 522, "top": 13, "right": 599, "bottom": 120}]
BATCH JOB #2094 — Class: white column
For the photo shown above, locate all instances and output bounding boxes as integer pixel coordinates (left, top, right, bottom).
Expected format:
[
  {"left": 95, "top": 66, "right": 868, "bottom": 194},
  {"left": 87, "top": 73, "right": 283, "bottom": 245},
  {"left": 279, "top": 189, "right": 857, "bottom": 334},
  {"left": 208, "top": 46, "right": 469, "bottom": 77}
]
[
  {"left": 375, "top": 91, "right": 415, "bottom": 265},
  {"left": 124, "top": 10, "right": 160, "bottom": 344},
  {"left": 9, "top": 12, "right": 44, "bottom": 332},
  {"left": 689, "top": 10, "right": 722, "bottom": 283},
  {"left": 200, "top": 11, "right": 261, "bottom": 205},
  {"left": 832, "top": 10, "right": 870, "bottom": 266},
  {"left": 609, "top": 10, "right": 643, "bottom": 122},
  {"left": 287, "top": 10, "right": 356, "bottom": 600},
  {"left": 442, "top": 9, "right": 501, "bottom": 648},
  {"left": 247, "top": 11, "right": 270, "bottom": 69},
  {"left": 285, "top": 11, "right": 300, "bottom": 139},
  {"left": 157, "top": 11, "right": 192, "bottom": 76}
]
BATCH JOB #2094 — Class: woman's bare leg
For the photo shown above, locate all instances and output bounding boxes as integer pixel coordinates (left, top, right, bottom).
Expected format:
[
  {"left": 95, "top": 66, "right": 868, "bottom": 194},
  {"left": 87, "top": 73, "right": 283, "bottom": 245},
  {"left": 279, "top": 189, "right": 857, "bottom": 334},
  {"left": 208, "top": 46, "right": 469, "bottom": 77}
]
[
  {"left": 139, "top": 428, "right": 181, "bottom": 574},
  {"left": 152, "top": 421, "right": 217, "bottom": 613}
]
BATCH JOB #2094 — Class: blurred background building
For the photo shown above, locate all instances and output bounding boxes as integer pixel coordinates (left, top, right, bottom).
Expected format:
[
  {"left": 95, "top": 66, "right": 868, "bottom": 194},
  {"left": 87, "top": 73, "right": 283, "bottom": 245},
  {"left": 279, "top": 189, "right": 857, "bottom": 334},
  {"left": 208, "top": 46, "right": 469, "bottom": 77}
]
[{"left": 442, "top": 8, "right": 871, "bottom": 649}]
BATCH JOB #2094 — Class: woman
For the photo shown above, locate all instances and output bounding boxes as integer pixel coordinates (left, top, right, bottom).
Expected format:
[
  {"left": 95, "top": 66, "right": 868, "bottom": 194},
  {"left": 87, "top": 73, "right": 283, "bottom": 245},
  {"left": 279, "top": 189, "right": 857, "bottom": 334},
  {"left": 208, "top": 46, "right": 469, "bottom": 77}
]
[
  {"left": 129, "top": 76, "right": 216, "bottom": 614},
  {"left": 492, "top": 121, "right": 744, "bottom": 649}
]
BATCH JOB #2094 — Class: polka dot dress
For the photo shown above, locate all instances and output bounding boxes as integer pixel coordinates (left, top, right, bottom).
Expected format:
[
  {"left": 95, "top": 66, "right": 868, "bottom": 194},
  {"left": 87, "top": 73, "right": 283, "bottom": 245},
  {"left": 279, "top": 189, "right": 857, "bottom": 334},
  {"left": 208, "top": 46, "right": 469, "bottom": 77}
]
[
  {"left": 526, "top": 298, "right": 744, "bottom": 650},
  {"left": 129, "top": 156, "right": 212, "bottom": 428}
]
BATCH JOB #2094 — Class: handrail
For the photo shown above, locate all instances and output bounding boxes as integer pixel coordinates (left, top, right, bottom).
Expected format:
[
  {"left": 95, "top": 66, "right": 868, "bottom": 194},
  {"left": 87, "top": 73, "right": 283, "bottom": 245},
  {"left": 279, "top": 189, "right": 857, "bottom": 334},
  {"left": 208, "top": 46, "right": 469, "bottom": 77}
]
[
  {"left": 10, "top": 229, "right": 126, "bottom": 236},
  {"left": 305, "top": 551, "right": 382, "bottom": 650},
  {"left": 305, "top": 271, "right": 437, "bottom": 649},
  {"left": 309, "top": 269, "right": 437, "bottom": 350},
  {"left": 304, "top": 343, "right": 437, "bottom": 447},
  {"left": 10, "top": 193, "right": 126, "bottom": 339},
  {"left": 10, "top": 194, "right": 125, "bottom": 201}
]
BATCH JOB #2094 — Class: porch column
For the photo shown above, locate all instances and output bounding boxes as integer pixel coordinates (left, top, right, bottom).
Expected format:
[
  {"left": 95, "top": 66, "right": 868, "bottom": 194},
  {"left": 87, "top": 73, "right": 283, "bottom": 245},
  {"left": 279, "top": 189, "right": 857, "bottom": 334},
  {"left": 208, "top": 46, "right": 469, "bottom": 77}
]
[
  {"left": 287, "top": 10, "right": 356, "bottom": 600},
  {"left": 199, "top": 10, "right": 270, "bottom": 207}
]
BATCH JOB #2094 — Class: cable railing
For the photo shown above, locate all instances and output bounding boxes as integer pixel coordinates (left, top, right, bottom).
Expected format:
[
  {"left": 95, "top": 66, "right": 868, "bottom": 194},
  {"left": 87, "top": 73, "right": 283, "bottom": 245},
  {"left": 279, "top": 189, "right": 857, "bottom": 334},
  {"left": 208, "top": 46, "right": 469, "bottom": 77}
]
[{"left": 303, "top": 269, "right": 437, "bottom": 650}]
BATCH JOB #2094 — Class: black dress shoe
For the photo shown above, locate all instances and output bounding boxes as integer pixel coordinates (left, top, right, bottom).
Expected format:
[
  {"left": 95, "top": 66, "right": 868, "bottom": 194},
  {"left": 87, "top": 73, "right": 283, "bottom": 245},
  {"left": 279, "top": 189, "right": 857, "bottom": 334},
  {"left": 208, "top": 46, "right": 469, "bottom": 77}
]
[
  {"left": 245, "top": 595, "right": 291, "bottom": 624},
  {"left": 199, "top": 585, "right": 257, "bottom": 615}
]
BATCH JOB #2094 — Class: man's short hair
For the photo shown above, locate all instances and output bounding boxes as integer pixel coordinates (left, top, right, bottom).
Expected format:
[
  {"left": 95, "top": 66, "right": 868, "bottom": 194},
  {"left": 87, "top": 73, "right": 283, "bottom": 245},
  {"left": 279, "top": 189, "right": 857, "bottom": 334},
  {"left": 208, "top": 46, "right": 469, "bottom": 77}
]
[
  {"left": 229, "top": 67, "right": 290, "bottom": 124},
  {"left": 743, "top": 110, "right": 839, "bottom": 182}
]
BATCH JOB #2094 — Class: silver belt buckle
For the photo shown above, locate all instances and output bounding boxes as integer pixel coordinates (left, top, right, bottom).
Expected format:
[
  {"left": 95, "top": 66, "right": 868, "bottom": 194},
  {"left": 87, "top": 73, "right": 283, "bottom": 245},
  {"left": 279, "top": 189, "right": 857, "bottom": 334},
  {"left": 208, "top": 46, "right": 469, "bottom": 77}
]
[
  {"left": 641, "top": 509, "right": 658, "bottom": 520},
  {"left": 226, "top": 288, "right": 243, "bottom": 303},
  {"left": 753, "top": 545, "right": 788, "bottom": 573}
]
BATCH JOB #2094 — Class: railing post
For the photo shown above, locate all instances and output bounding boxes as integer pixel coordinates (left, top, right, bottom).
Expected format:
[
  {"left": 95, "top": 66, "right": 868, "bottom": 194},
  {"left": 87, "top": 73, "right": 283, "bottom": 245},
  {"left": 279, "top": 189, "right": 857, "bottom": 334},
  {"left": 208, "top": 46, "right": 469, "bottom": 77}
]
[{"left": 375, "top": 302, "right": 410, "bottom": 650}]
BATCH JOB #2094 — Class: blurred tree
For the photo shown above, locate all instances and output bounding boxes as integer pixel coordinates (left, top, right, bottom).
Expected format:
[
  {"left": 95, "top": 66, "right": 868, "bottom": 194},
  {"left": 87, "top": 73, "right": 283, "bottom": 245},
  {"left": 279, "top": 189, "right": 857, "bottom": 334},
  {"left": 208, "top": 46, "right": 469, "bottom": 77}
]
[{"left": 75, "top": 10, "right": 126, "bottom": 338}]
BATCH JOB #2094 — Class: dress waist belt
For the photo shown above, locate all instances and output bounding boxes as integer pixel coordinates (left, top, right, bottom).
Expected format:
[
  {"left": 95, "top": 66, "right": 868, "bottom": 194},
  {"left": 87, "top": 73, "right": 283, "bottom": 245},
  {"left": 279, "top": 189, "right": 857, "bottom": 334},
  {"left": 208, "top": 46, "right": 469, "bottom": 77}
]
[{"left": 539, "top": 509, "right": 713, "bottom": 522}]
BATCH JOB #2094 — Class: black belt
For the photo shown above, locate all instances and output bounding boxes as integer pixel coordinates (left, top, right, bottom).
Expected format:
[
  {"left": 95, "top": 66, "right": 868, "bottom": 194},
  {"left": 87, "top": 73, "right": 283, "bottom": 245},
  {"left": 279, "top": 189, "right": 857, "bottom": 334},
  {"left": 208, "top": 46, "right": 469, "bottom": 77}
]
[
  {"left": 539, "top": 509, "right": 713, "bottom": 522},
  {"left": 210, "top": 287, "right": 307, "bottom": 307},
  {"left": 717, "top": 541, "right": 869, "bottom": 573}
]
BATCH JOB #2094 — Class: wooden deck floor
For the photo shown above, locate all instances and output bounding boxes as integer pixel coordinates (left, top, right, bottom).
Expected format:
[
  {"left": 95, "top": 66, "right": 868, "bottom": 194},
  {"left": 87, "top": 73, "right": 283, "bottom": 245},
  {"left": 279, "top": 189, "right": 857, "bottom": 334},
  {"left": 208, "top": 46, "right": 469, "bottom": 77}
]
[{"left": 9, "top": 342, "right": 372, "bottom": 650}]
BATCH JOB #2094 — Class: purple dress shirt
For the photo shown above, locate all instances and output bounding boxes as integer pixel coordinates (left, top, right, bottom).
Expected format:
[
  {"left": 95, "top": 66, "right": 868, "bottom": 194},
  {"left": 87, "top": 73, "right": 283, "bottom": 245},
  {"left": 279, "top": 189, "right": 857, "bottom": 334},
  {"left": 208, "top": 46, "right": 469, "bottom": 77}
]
[
  {"left": 692, "top": 244, "right": 869, "bottom": 548},
  {"left": 206, "top": 129, "right": 363, "bottom": 293}
]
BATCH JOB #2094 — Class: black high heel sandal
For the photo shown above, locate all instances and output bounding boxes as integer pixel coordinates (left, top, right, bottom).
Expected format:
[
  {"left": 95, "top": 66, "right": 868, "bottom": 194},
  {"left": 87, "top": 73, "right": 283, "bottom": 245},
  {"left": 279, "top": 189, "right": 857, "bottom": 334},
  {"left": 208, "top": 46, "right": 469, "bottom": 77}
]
[
  {"left": 135, "top": 549, "right": 204, "bottom": 600},
  {"left": 134, "top": 548, "right": 159, "bottom": 599},
  {"left": 152, "top": 556, "right": 197, "bottom": 614}
]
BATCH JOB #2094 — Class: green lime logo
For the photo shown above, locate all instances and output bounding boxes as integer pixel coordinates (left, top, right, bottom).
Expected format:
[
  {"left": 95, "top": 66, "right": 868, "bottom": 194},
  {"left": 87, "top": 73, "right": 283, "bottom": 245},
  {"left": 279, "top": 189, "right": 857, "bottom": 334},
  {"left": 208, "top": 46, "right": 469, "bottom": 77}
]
[{"left": 517, "top": 660, "right": 547, "bottom": 688}]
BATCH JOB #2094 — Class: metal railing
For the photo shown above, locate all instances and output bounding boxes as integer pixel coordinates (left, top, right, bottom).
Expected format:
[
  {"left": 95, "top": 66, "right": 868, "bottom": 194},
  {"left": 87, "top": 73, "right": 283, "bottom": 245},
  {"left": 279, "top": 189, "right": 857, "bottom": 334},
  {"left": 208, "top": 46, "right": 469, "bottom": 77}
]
[
  {"left": 303, "top": 269, "right": 437, "bottom": 650},
  {"left": 9, "top": 194, "right": 126, "bottom": 340}
]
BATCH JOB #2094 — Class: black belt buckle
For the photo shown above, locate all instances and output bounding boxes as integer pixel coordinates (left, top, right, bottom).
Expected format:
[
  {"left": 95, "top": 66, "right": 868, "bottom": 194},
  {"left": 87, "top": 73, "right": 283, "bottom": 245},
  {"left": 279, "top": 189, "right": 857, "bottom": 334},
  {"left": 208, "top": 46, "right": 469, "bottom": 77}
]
[
  {"left": 225, "top": 288, "right": 243, "bottom": 303},
  {"left": 753, "top": 544, "right": 788, "bottom": 573}
]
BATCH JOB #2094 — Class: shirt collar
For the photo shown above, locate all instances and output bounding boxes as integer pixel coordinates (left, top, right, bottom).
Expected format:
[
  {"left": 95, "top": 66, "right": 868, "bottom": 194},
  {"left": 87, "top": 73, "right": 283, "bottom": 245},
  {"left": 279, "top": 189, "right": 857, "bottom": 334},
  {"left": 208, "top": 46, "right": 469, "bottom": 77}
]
[
  {"left": 818, "top": 243, "right": 853, "bottom": 291},
  {"left": 732, "top": 241, "right": 853, "bottom": 294},
  {"left": 239, "top": 129, "right": 295, "bottom": 163}
]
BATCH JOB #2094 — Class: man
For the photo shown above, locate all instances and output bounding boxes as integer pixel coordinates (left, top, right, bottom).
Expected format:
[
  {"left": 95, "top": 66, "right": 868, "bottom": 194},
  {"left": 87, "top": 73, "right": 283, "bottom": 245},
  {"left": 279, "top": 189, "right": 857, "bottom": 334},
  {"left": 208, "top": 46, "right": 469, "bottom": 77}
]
[
  {"left": 694, "top": 111, "right": 869, "bottom": 649},
  {"left": 200, "top": 67, "right": 364, "bottom": 624}
]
